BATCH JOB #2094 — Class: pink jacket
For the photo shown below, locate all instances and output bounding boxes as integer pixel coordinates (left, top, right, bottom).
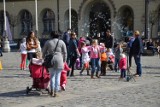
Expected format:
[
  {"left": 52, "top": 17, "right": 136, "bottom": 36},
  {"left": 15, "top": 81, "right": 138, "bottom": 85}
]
[
  {"left": 88, "top": 46, "right": 100, "bottom": 59},
  {"left": 119, "top": 57, "right": 127, "bottom": 69},
  {"left": 62, "top": 62, "right": 71, "bottom": 73}
]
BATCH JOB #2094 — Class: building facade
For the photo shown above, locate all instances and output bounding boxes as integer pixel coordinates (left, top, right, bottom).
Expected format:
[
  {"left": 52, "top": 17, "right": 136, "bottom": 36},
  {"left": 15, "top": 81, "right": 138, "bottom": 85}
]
[{"left": 0, "top": 0, "right": 160, "bottom": 41}]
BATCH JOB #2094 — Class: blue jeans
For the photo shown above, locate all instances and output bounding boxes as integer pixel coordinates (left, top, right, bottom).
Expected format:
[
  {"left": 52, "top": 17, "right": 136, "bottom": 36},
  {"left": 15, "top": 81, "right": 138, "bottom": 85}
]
[
  {"left": 48, "top": 68, "right": 62, "bottom": 92},
  {"left": 91, "top": 58, "right": 100, "bottom": 73},
  {"left": 114, "top": 58, "right": 120, "bottom": 72},
  {"left": 134, "top": 55, "right": 142, "bottom": 76},
  {"left": 120, "top": 69, "right": 126, "bottom": 78}
]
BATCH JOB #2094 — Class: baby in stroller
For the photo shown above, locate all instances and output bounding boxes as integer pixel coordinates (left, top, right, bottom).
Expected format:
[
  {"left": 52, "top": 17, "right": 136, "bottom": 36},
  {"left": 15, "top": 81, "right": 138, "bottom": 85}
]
[{"left": 26, "top": 58, "right": 50, "bottom": 95}]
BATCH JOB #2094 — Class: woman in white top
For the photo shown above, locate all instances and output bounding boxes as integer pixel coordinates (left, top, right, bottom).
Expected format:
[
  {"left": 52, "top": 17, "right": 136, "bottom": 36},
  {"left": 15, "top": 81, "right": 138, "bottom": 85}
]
[{"left": 20, "top": 38, "right": 27, "bottom": 70}]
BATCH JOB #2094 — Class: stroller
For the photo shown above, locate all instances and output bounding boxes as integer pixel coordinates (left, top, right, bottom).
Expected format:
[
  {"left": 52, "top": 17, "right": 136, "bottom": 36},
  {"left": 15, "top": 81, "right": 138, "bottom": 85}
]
[{"left": 26, "top": 58, "right": 50, "bottom": 95}]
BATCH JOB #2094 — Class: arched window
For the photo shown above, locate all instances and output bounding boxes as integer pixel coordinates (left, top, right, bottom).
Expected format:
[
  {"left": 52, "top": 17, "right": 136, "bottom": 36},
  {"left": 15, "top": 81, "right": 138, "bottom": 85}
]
[
  {"left": 43, "top": 9, "right": 55, "bottom": 35},
  {"left": 64, "top": 9, "right": 78, "bottom": 34},
  {"left": 118, "top": 6, "right": 134, "bottom": 37},
  {"left": 20, "top": 10, "right": 32, "bottom": 35}
]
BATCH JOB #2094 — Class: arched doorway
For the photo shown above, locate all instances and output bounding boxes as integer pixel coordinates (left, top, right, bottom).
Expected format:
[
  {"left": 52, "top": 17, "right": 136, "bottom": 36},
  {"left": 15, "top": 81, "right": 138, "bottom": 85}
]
[
  {"left": 118, "top": 6, "right": 134, "bottom": 37},
  {"left": 64, "top": 9, "right": 78, "bottom": 34},
  {"left": 20, "top": 10, "right": 32, "bottom": 36},
  {"left": 89, "top": 2, "right": 111, "bottom": 37}
]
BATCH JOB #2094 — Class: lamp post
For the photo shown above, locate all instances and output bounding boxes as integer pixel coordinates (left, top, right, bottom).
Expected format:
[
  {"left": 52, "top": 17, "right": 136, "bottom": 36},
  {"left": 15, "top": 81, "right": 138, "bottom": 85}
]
[
  {"left": 35, "top": 0, "right": 38, "bottom": 35},
  {"left": 3, "top": 0, "right": 10, "bottom": 52},
  {"left": 69, "top": 0, "right": 71, "bottom": 29}
]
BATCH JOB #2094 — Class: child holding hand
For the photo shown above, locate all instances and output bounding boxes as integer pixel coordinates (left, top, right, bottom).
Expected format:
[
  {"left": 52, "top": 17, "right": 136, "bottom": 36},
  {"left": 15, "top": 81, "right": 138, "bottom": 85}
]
[{"left": 60, "top": 62, "right": 71, "bottom": 91}]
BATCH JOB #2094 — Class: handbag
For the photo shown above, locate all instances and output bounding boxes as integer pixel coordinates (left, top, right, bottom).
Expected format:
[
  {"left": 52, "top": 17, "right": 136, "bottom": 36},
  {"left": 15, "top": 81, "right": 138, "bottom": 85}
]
[{"left": 43, "top": 39, "right": 59, "bottom": 68}]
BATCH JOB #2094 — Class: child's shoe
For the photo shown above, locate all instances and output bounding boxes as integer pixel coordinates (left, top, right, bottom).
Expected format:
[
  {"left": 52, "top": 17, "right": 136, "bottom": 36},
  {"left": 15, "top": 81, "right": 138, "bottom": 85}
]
[{"left": 61, "top": 84, "right": 66, "bottom": 91}]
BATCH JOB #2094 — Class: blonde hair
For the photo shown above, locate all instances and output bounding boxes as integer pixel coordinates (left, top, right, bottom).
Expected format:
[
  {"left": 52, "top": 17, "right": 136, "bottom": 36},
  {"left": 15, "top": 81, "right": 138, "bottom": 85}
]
[
  {"left": 120, "top": 53, "right": 126, "bottom": 58},
  {"left": 135, "top": 30, "right": 140, "bottom": 36},
  {"left": 92, "top": 39, "right": 98, "bottom": 45}
]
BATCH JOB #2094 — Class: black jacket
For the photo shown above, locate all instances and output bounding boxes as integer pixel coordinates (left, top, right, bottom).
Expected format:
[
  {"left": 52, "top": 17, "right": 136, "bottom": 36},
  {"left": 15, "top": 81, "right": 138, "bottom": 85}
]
[
  {"left": 132, "top": 36, "right": 143, "bottom": 55},
  {"left": 105, "top": 36, "right": 113, "bottom": 48}
]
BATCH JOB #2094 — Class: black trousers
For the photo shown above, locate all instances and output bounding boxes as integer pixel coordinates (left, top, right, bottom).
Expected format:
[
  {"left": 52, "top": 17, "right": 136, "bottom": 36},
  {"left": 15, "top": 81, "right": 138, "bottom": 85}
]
[
  {"left": 101, "top": 61, "right": 107, "bottom": 75},
  {"left": 67, "top": 55, "right": 77, "bottom": 76},
  {"left": 129, "top": 52, "right": 132, "bottom": 67}
]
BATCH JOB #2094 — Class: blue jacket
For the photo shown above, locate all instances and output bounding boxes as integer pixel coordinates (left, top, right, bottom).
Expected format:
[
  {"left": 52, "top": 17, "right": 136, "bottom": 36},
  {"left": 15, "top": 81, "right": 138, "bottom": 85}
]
[{"left": 63, "top": 32, "right": 70, "bottom": 46}]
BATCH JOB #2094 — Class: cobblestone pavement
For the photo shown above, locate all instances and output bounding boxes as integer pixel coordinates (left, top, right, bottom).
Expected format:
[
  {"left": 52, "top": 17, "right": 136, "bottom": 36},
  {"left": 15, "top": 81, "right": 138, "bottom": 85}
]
[{"left": 0, "top": 52, "right": 160, "bottom": 107}]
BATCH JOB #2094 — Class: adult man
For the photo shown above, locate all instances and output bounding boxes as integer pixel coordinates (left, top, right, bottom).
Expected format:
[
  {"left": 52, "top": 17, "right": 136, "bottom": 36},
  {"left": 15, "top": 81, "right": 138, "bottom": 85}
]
[
  {"left": 132, "top": 31, "right": 143, "bottom": 77},
  {"left": 63, "top": 29, "right": 71, "bottom": 47},
  {"left": 63, "top": 29, "right": 71, "bottom": 63},
  {"left": 105, "top": 30, "right": 113, "bottom": 49}
]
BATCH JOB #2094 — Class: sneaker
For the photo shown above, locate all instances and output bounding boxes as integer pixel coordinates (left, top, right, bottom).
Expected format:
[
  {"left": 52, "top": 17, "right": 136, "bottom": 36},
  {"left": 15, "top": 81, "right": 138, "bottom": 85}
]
[
  {"left": 61, "top": 84, "right": 66, "bottom": 91},
  {"left": 54, "top": 93, "right": 59, "bottom": 97},
  {"left": 80, "top": 72, "right": 83, "bottom": 76}
]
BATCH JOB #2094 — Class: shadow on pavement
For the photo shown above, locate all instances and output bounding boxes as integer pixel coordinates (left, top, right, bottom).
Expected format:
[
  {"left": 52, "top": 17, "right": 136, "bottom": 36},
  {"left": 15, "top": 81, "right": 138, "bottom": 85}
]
[
  {"left": 142, "top": 66, "right": 160, "bottom": 70},
  {"left": 0, "top": 74, "right": 29, "bottom": 78},
  {"left": 0, "top": 89, "right": 48, "bottom": 97}
]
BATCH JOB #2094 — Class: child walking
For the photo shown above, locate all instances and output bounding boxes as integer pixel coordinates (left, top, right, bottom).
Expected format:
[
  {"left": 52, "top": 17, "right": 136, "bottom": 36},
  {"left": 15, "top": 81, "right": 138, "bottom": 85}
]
[
  {"left": 119, "top": 53, "right": 127, "bottom": 79},
  {"left": 88, "top": 39, "right": 101, "bottom": 79},
  {"left": 100, "top": 43, "right": 107, "bottom": 76},
  {"left": 114, "top": 43, "right": 123, "bottom": 72},
  {"left": 80, "top": 42, "right": 90, "bottom": 75},
  {"left": 60, "top": 62, "right": 71, "bottom": 91},
  {"left": 19, "top": 38, "right": 27, "bottom": 70}
]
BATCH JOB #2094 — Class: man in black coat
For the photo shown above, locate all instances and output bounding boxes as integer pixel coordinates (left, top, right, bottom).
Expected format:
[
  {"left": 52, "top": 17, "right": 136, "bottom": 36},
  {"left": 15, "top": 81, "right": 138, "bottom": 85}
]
[
  {"left": 132, "top": 31, "right": 143, "bottom": 77},
  {"left": 105, "top": 30, "right": 113, "bottom": 49}
]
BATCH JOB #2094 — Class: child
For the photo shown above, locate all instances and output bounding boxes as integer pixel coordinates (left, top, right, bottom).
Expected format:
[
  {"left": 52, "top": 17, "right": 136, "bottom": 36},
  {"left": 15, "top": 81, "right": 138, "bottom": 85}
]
[
  {"left": 19, "top": 38, "right": 27, "bottom": 70},
  {"left": 60, "top": 62, "right": 71, "bottom": 91},
  {"left": 88, "top": 39, "right": 101, "bottom": 79},
  {"left": 119, "top": 54, "right": 127, "bottom": 79},
  {"left": 100, "top": 43, "right": 107, "bottom": 76},
  {"left": 106, "top": 48, "right": 114, "bottom": 70},
  {"left": 80, "top": 42, "right": 90, "bottom": 75},
  {"left": 114, "top": 43, "right": 123, "bottom": 72}
]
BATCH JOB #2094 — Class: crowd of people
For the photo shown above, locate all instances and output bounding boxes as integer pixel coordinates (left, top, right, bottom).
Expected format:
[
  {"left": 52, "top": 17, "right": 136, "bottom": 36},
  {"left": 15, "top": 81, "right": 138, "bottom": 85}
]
[{"left": 18, "top": 29, "right": 144, "bottom": 97}]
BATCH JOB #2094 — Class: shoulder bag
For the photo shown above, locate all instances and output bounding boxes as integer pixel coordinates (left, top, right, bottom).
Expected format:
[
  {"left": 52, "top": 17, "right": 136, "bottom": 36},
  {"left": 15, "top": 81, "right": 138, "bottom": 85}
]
[{"left": 43, "top": 39, "right": 59, "bottom": 68}]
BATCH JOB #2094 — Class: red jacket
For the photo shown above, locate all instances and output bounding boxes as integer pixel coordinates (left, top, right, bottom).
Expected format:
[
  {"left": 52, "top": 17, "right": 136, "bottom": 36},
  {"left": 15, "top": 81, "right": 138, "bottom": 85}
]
[
  {"left": 119, "top": 57, "right": 127, "bottom": 69},
  {"left": 62, "top": 62, "right": 71, "bottom": 73}
]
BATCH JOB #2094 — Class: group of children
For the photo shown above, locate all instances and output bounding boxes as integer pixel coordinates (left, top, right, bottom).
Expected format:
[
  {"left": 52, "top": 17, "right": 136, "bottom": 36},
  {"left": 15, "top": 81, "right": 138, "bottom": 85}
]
[{"left": 79, "top": 39, "right": 127, "bottom": 79}]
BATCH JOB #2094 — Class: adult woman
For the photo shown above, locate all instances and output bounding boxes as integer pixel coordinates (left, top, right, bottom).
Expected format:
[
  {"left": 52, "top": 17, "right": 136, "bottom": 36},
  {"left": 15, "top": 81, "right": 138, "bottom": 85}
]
[
  {"left": 43, "top": 31, "right": 67, "bottom": 97},
  {"left": 67, "top": 32, "right": 80, "bottom": 76},
  {"left": 26, "top": 31, "right": 38, "bottom": 61}
]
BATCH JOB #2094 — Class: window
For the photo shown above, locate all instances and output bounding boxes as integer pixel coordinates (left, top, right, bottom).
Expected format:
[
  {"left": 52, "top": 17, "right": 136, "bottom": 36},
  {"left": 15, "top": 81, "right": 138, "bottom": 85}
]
[
  {"left": 20, "top": 10, "right": 32, "bottom": 35},
  {"left": 43, "top": 9, "right": 55, "bottom": 35}
]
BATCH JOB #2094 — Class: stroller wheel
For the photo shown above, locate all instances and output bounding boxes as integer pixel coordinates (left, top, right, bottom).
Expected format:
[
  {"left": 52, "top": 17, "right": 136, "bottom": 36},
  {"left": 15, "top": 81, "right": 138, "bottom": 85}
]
[
  {"left": 36, "top": 88, "right": 41, "bottom": 91},
  {"left": 26, "top": 87, "right": 30, "bottom": 95},
  {"left": 126, "top": 76, "right": 130, "bottom": 82}
]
